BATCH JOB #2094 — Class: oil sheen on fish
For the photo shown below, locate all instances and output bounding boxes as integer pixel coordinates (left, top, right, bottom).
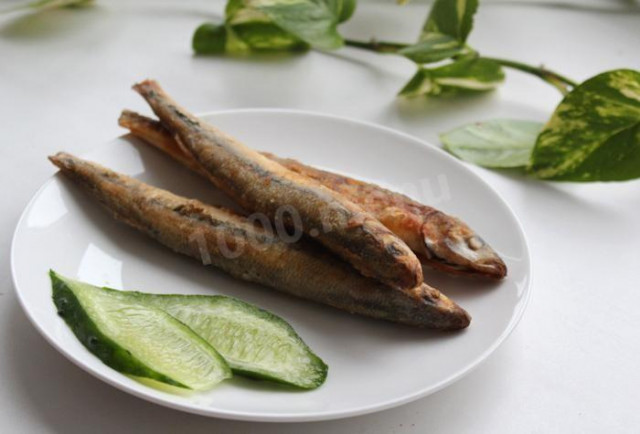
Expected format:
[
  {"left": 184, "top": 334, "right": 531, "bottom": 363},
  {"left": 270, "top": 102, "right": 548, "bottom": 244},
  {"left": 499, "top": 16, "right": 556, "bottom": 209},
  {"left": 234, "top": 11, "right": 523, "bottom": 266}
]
[
  {"left": 119, "top": 110, "right": 507, "bottom": 279},
  {"left": 49, "top": 152, "right": 470, "bottom": 330},
  {"left": 131, "top": 80, "right": 423, "bottom": 292}
]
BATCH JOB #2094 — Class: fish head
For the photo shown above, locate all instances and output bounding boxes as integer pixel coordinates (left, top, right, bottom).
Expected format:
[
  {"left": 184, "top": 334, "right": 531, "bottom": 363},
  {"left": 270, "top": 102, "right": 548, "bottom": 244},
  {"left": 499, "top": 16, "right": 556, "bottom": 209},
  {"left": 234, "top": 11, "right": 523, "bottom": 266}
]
[
  {"left": 422, "top": 213, "right": 507, "bottom": 279},
  {"left": 408, "top": 284, "right": 471, "bottom": 330}
]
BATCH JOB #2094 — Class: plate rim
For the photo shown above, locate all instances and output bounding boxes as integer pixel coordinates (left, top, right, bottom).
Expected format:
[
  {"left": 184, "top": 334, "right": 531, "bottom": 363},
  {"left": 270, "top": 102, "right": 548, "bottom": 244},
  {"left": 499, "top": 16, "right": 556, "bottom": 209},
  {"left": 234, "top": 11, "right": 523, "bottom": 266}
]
[{"left": 11, "top": 108, "right": 533, "bottom": 422}]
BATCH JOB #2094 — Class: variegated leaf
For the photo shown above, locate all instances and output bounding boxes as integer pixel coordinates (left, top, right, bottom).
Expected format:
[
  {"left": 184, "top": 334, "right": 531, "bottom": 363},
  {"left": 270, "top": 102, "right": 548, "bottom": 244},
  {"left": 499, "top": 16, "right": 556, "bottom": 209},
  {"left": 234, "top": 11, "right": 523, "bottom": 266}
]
[
  {"left": 250, "top": 0, "right": 343, "bottom": 50},
  {"left": 400, "top": 57, "right": 504, "bottom": 97},
  {"left": 399, "top": 33, "right": 471, "bottom": 64},
  {"left": 194, "top": 0, "right": 348, "bottom": 54},
  {"left": 529, "top": 69, "right": 640, "bottom": 181},
  {"left": 421, "top": 0, "right": 478, "bottom": 43}
]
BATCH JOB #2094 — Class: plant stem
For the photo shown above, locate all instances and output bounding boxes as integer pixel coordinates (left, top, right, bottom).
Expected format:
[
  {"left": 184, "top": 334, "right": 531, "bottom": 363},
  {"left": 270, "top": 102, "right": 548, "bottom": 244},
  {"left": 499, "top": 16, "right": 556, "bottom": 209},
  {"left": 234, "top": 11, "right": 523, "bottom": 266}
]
[
  {"left": 344, "top": 38, "right": 579, "bottom": 95},
  {"left": 344, "top": 38, "right": 409, "bottom": 54},
  {"left": 481, "top": 57, "right": 579, "bottom": 95}
]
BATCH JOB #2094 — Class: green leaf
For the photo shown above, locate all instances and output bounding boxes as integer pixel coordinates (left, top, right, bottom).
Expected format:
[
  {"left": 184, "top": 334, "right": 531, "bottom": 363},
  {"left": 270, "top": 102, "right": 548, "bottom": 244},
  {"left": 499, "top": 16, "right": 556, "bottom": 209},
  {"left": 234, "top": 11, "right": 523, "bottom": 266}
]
[
  {"left": 252, "top": 0, "right": 343, "bottom": 50},
  {"left": 193, "top": 21, "right": 308, "bottom": 54},
  {"left": 399, "top": 33, "right": 471, "bottom": 64},
  {"left": 193, "top": 23, "right": 229, "bottom": 55},
  {"left": 325, "top": 0, "right": 356, "bottom": 23},
  {"left": 196, "top": 0, "right": 346, "bottom": 54},
  {"left": 233, "top": 21, "right": 308, "bottom": 51},
  {"left": 441, "top": 119, "right": 543, "bottom": 168},
  {"left": 421, "top": 0, "right": 478, "bottom": 43},
  {"left": 399, "top": 57, "right": 504, "bottom": 97},
  {"left": 529, "top": 69, "right": 640, "bottom": 181},
  {"left": 226, "top": 0, "right": 246, "bottom": 17}
]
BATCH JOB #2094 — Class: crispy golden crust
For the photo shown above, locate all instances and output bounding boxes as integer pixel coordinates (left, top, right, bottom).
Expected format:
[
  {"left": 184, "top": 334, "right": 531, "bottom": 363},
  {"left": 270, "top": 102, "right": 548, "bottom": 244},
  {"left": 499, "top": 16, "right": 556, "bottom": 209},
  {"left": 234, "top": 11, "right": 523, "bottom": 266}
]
[
  {"left": 131, "top": 80, "right": 423, "bottom": 291},
  {"left": 119, "top": 110, "right": 506, "bottom": 279},
  {"left": 273, "top": 156, "right": 507, "bottom": 279},
  {"left": 49, "top": 152, "right": 470, "bottom": 330}
]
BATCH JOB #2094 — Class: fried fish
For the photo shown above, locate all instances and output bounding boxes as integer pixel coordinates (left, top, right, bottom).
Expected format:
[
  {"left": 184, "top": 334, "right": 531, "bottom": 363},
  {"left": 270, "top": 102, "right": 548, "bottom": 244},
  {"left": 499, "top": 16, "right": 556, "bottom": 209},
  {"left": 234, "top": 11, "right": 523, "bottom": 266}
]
[
  {"left": 131, "top": 80, "right": 423, "bottom": 292},
  {"left": 119, "top": 110, "right": 506, "bottom": 279},
  {"left": 49, "top": 152, "right": 470, "bottom": 330}
]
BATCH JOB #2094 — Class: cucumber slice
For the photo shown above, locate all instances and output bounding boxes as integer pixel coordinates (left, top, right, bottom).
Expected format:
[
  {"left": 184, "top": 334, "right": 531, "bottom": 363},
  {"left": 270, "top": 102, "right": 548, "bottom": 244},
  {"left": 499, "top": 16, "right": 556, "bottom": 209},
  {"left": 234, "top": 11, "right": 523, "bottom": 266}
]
[
  {"left": 133, "top": 294, "right": 328, "bottom": 389},
  {"left": 50, "top": 271, "right": 231, "bottom": 390}
]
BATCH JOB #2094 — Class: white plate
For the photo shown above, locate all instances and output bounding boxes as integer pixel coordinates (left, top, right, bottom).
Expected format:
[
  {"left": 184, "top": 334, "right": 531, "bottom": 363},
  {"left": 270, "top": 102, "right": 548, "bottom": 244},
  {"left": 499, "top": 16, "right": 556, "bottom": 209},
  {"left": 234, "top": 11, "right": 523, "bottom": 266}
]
[{"left": 11, "top": 110, "right": 531, "bottom": 422}]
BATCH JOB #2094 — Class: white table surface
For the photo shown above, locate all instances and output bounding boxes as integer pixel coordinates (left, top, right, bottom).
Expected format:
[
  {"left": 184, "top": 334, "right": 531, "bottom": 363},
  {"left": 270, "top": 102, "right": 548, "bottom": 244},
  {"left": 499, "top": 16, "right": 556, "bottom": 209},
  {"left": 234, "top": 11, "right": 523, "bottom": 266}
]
[{"left": 2, "top": 1, "right": 639, "bottom": 432}]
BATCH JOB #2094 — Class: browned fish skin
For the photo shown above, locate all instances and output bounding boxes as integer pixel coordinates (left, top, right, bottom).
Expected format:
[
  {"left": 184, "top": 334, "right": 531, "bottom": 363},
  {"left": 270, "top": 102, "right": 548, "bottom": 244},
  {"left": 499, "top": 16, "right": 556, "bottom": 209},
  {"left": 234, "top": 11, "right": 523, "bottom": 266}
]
[
  {"left": 131, "top": 80, "right": 423, "bottom": 292},
  {"left": 119, "top": 110, "right": 506, "bottom": 279},
  {"left": 119, "top": 110, "right": 205, "bottom": 176},
  {"left": 49, "top": 152, "right": 470, "bottom": 330},
  {"left": 270, "top": 156, "right": 507, "bottom": 279}
]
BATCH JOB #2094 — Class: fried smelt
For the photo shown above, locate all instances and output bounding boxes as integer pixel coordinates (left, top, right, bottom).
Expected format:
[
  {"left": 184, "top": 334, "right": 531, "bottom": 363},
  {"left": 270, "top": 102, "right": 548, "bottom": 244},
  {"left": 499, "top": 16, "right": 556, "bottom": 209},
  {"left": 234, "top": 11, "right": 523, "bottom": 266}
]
[
  {"left": 49, "top": 152, "right": 470, "bottom": 330},
  {"left": 132, "top": 80, "right": 423, "bottom": 291},
  {"left": 119, "top": 110, "right": 506, "bottom": 279}
]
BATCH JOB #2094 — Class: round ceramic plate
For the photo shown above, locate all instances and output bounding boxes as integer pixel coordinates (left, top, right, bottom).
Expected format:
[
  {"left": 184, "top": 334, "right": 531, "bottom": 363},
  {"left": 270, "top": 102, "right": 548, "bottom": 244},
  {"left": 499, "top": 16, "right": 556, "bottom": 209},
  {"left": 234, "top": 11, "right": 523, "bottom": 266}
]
[{"left": 11, "top": 110, "right": 531, "bottom": 422}]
